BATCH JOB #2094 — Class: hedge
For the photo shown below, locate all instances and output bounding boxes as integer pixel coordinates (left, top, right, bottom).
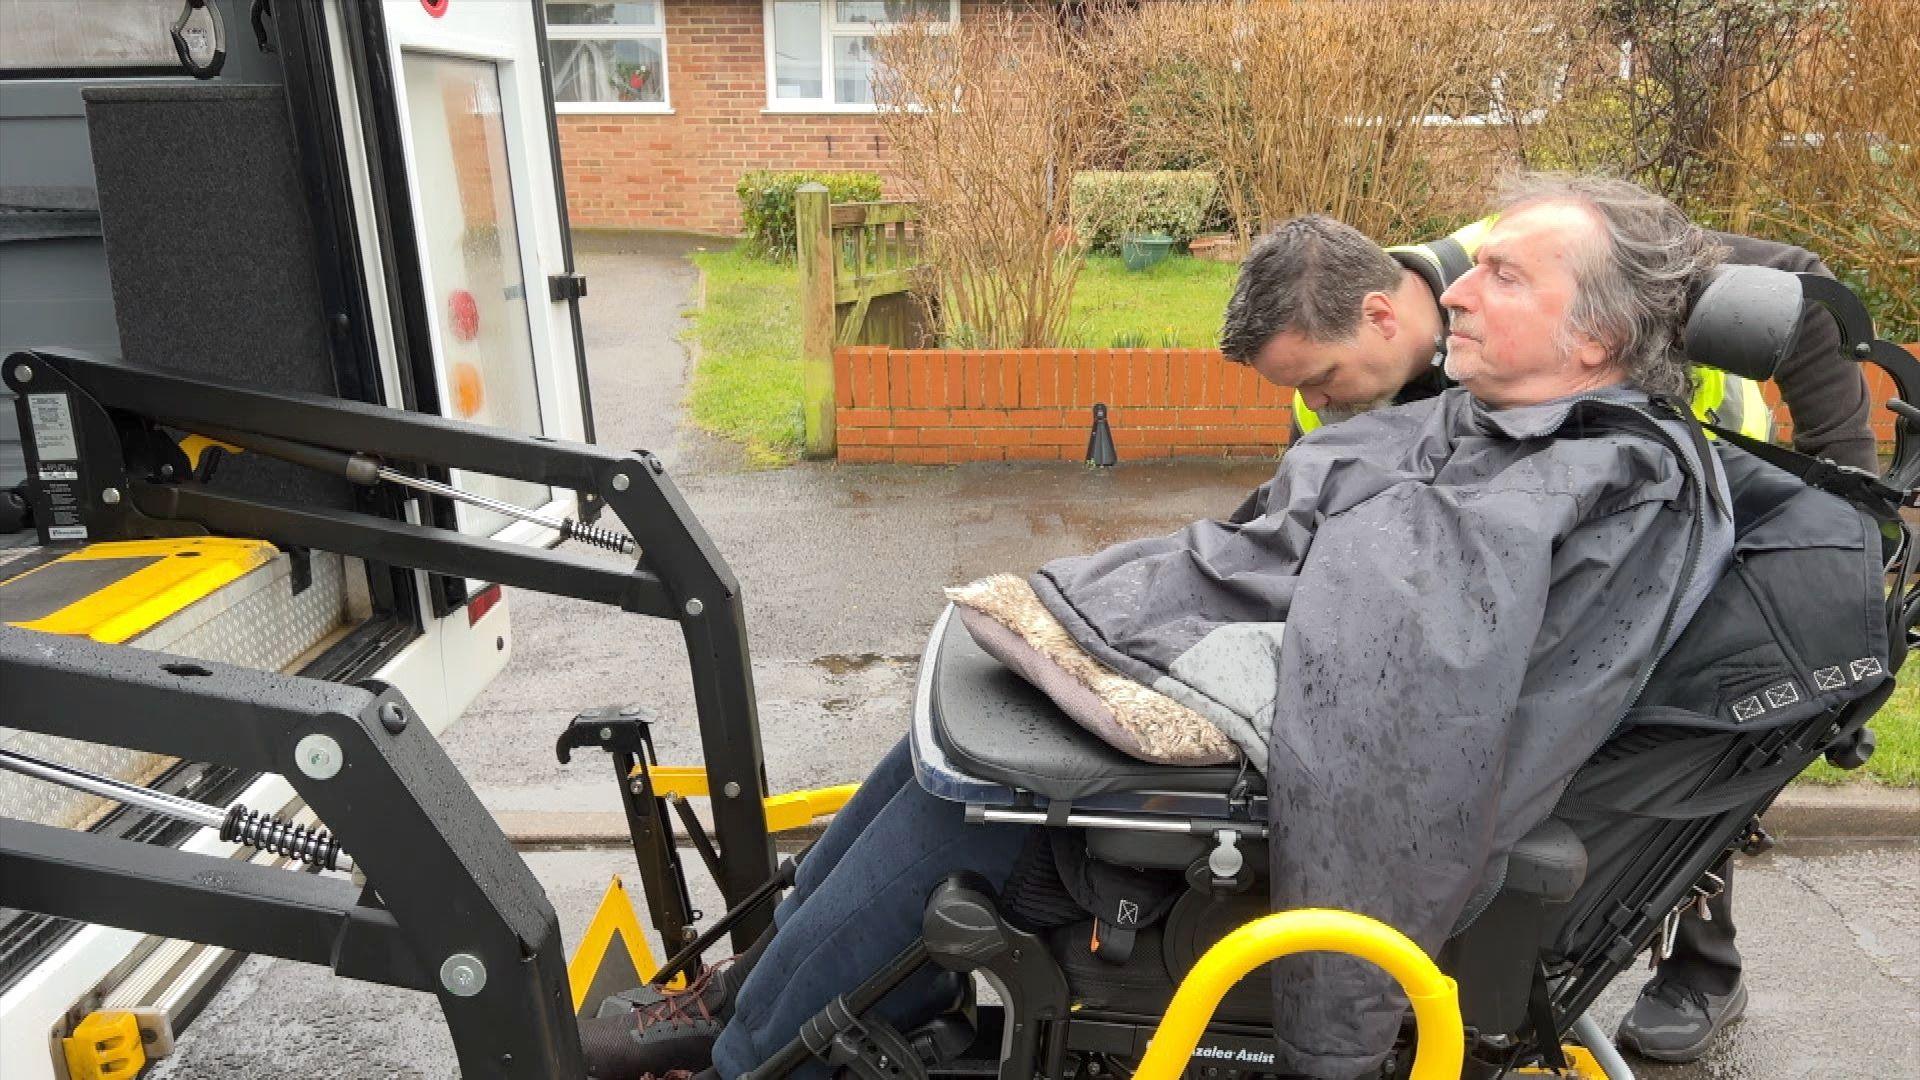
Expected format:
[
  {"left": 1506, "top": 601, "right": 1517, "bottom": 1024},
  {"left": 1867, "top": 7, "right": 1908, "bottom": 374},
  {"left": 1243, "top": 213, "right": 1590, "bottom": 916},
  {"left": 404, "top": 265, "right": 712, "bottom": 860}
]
[
  {"left": 736, "top": 170, "right": 885, "bottom": 257},
  {"left": 1069, "top": 170, "right": 1220, "bottom": 252}
]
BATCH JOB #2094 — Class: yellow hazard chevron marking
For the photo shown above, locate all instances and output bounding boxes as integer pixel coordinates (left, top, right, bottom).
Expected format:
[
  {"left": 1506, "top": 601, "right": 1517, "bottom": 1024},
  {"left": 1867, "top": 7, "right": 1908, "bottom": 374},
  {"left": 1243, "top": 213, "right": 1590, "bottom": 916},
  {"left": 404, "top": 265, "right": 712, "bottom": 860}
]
[{"left": 567, "top": 875, "right": 666, "bottom": 1015}]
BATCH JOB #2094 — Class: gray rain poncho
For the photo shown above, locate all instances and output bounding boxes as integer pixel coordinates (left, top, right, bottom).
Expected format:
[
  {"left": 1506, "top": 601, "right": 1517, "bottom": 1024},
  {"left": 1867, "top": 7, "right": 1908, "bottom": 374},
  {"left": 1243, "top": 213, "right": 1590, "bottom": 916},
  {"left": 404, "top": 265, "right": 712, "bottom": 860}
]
[{"left": 1030, "top": 385, "right": 1732, "bottom": 1078}]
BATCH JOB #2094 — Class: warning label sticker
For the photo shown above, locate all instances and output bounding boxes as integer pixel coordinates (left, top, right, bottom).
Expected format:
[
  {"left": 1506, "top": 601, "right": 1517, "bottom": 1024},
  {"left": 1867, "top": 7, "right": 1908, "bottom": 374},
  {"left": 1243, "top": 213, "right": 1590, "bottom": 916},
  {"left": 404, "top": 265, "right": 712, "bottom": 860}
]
[{"left": 27, "top": 394, "right": 79, "bottom": 461}]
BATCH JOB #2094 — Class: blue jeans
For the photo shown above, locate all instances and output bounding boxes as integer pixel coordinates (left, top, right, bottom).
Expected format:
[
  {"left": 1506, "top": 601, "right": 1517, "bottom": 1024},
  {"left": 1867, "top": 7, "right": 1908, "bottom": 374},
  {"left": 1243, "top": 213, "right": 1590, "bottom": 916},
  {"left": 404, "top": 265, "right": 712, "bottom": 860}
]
[{"left": 712, "top": 738, "right": 1029, "bottom": 1079}]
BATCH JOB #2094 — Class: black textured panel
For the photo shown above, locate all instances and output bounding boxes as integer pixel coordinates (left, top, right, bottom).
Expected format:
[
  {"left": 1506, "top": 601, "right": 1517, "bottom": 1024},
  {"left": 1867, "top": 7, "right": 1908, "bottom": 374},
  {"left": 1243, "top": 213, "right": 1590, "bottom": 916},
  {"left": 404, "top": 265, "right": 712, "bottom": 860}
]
[
  {"left": 0, "top": 555, "right": 162, "bottom": 623},
  {"left": 83, "top": 84, "right": 351, "bottom": 510},
  {"left": 928, "top": 615, "right": 1253, "bottom": 800}
]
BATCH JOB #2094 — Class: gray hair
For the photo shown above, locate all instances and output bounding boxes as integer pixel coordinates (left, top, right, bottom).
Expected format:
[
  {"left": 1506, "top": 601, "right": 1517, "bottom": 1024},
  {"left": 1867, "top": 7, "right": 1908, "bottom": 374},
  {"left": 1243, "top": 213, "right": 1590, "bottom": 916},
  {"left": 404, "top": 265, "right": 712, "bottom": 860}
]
[
  {"left": 1218, "top": 215, "right": 1405, "bottom": 362},
  {"left": 1496, "top": 173, "right": 1726, "bottom": 400}
]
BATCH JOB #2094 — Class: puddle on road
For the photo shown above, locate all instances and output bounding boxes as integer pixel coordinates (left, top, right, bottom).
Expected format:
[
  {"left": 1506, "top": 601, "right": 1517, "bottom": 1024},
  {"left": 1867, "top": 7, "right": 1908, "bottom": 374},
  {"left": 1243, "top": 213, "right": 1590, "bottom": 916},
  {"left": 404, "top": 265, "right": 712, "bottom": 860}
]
[{"left": 812, "top": 653, "right": 917, "bottom": 676}]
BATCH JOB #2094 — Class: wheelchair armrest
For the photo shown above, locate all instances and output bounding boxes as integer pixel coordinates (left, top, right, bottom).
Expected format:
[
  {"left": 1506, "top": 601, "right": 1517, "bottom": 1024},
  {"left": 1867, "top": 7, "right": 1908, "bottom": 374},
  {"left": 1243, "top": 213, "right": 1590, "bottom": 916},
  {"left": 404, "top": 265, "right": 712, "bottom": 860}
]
[{"left": 1503, "top": 818, "right": 1588, "bottom": 904}]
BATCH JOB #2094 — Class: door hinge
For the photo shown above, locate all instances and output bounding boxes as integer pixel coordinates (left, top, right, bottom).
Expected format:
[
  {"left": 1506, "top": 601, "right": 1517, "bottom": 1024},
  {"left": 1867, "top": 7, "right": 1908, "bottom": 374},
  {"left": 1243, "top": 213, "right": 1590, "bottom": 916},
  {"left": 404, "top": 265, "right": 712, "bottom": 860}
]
[{"left": 548, "top": 272, "right": 588, "bottom": 302}]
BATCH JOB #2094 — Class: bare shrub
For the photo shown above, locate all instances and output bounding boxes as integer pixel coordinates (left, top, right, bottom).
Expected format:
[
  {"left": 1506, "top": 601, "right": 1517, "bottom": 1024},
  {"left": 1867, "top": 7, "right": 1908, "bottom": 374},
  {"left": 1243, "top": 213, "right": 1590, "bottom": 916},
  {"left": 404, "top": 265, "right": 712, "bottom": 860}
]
[
  {"left": 1114, "top": 0, "right": 1559, "bottom": 244},
  {"left": 1517, "top": 0, "right": 1839, "bottom": 211},
  {"left": 871, "top": 6, "right": 1116, "bottom": 348},
  {"left": 1729, "top": 0, "right": 1920, "bottom": 337}
]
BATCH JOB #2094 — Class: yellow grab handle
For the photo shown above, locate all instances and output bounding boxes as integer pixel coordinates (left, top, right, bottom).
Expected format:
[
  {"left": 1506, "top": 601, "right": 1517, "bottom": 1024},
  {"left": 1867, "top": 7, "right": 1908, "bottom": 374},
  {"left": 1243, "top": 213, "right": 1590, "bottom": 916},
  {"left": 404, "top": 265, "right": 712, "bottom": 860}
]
[{"left": 1133, "top": 908, "right": 1464, "bottom": 1080}]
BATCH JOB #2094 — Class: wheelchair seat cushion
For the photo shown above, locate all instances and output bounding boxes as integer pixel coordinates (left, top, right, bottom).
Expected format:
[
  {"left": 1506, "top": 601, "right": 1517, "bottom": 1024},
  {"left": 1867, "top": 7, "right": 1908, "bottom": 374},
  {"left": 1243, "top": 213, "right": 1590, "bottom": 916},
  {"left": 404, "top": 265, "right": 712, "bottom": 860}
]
[
  {"left": 946, "top": 574, "right": 1237, "bottom": 765},
  {"left": 927, "top": 602, "right": 1258, "bottom": 802}
]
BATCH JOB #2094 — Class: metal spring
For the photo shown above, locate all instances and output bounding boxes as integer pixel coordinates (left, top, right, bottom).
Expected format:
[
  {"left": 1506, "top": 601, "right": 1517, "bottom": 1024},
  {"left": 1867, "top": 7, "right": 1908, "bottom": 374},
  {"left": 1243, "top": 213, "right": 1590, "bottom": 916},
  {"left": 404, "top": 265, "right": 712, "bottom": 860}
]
[
  {"left": 562, "top": 518, "right": 636, "bottom": 554},
  {"left": 221, "top": 805, "right": 345, "bottom": 871}
]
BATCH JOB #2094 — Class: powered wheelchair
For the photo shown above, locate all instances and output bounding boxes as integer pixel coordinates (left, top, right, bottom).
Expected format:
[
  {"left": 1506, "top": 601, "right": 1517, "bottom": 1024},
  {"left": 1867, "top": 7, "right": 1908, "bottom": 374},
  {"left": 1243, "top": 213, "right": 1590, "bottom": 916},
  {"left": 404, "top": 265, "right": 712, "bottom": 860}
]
[{"left": 623, "top": 265, "right": 1920, "bottom": 1080}]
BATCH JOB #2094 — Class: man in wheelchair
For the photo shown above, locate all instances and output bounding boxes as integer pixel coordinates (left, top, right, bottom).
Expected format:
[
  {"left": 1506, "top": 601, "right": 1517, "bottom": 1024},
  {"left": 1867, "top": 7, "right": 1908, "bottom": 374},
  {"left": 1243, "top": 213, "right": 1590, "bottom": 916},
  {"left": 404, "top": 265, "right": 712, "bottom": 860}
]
[{"left": 582, "top": 175, "right": 1903, "bottom": 1080}]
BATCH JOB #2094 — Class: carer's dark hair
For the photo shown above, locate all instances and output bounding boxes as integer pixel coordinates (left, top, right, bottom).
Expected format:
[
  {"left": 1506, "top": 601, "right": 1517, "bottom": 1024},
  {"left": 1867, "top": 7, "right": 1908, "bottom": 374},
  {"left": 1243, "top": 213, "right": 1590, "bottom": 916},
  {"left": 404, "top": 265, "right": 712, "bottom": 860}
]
[{"left": 1218, "top": 215, "right": 1405, "bottom": 363}]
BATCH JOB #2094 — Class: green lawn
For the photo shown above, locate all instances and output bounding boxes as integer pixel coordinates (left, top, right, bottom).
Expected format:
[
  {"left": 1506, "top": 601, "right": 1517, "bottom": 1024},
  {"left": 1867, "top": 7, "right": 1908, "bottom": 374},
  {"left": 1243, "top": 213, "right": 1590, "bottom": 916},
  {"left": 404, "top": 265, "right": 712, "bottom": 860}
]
[
  {"left": 684, "top": 249, "right": 806, "bottom": 465},
  {"left": 1063, "top": 254, "right": 1240, "bottom": 349}
]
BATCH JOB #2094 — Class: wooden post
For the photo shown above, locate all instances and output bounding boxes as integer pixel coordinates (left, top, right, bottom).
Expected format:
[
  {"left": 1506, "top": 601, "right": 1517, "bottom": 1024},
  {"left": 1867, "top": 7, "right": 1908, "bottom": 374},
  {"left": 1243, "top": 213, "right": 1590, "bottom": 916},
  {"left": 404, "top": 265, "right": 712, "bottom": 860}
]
[{"left": 795, "top": 183, "right": 837, "bottom": 459}]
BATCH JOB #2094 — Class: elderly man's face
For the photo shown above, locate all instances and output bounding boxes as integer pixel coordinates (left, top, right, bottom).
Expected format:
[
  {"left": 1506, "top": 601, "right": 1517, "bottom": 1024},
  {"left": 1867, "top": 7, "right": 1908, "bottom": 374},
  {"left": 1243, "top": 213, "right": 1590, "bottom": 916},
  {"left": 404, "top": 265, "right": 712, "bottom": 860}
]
[{"left": 1439, "top": 201, "right": 1614, "bottom": 408}]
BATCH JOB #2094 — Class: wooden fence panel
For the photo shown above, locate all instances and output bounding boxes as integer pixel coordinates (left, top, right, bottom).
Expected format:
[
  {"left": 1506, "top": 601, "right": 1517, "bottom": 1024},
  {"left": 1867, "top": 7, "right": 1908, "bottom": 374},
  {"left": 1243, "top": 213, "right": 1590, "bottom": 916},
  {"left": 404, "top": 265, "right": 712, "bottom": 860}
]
[{"left": 797, "top": 185, "right": 928, "bottom": 457}]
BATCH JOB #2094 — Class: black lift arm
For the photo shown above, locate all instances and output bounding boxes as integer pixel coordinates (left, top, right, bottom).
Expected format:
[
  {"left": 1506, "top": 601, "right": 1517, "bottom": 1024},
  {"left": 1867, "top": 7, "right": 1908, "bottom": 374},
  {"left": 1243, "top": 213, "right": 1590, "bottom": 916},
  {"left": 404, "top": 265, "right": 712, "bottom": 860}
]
[{"left": 4, "top": 347, "right": 776, "bottom": 946}]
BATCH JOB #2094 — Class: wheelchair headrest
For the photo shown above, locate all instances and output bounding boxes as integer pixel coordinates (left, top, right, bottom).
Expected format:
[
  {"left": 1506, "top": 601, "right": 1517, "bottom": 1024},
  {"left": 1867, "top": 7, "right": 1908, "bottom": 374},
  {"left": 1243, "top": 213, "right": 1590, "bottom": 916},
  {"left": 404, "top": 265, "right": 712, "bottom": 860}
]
[{"left": 1683, "top": 264, "right": 1805, "bottom": 383}]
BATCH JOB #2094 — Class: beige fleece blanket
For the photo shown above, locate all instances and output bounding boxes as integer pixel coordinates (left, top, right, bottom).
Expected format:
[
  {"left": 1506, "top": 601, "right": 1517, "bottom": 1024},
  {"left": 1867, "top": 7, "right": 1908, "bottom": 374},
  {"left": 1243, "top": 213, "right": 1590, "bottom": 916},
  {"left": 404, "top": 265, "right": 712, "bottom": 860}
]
[{"left": 944, "top": 574, "right": 1238, "bottom": 765}]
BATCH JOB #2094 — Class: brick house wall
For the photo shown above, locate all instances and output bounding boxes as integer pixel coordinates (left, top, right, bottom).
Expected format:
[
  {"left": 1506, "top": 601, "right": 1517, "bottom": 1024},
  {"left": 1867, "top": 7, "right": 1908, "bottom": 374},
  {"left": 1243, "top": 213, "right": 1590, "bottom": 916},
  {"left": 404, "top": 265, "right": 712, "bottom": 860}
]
[{"left": 557, "top": 0, "right": 1004, "bottom": 234}]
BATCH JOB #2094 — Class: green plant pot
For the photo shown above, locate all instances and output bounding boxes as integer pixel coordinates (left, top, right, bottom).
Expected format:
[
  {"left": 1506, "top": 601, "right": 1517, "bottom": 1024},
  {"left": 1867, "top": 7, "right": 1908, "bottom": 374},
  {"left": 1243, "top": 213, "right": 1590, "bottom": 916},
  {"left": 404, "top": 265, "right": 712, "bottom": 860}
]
[{"left": 1120, "top": 233, "right": 1176, "bottom": 272}]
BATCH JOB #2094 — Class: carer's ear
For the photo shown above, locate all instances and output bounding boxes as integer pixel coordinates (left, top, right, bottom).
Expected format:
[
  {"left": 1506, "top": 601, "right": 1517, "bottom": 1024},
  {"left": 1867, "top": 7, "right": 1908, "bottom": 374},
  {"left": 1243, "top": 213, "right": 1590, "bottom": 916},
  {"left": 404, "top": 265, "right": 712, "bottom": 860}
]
[{"left": 1360, "top": 291, "right": 1399, "bottom": 338}]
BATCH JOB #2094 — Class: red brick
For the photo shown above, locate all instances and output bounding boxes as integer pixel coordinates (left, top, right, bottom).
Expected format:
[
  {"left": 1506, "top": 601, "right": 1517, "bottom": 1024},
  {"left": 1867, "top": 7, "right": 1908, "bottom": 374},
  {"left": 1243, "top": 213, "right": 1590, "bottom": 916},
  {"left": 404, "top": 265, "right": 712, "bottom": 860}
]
[
  {"left": 949, "top": 446, "right": 1008, "bottom": 462},
  {"left": 869, "top": 349, "right": 892, "bottom": 406},
  {"left": 977, "top": 428, "right": 1037, "bottom": 446},
  {"left": 963, "top": 352, "right": 988, "bottom": 408},
  {"left": 895, "top": 447, "right": 951, "bottom": 464},
  {"left": 945, "top": 355, "right": 966, "bottom": 405},
  {"left": 846, "top": 349, "right": 875, "bottom": 407},
  {"left": 839, "top": 446, "right": 890, "bottom": 463},
  {"left": 888, "top": 354, "right": 910, "bottom": 409},
  {"left": 979, "top": 355, "right": 1005, "bottom": 408},
  {"left": 1144, "top": 351, "right": 1172, "bottom": 405},
  {"left": 1007, "top": 408, "right": 1067, "bottom": 428},
  {"left": 918, "top": 428, "right": 982, "bottom": 446},
  {"left": 1066, "top": 351, "right": 1093, "bottom": 408},
  {"left": 892, "top": 408, "right": 950, "bottom": 427},
  {"left": 951, "top": 410, "right": 1014, "bottom": 427},
  {"left": 838, "top": 408, "right": 889, "bottom": 428}
]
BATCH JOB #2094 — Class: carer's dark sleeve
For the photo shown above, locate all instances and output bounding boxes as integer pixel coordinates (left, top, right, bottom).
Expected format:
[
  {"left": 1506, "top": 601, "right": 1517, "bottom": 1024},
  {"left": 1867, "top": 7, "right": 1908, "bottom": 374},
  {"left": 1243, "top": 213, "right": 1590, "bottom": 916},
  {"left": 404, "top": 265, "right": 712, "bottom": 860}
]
[{"left": 1714, "top": 232, "right": 1877, "bottom": 472}]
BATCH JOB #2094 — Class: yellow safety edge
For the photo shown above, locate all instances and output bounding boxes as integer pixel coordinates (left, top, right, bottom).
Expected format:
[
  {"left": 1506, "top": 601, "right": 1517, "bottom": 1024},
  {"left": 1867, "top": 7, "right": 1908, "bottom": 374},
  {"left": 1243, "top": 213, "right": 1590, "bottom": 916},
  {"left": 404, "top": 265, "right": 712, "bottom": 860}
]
[
  {"left": 176, "top": 434, "right": 244, "bottom": 470},
  {"left": 62, "top": 1010, "right": 145, "bottom": 1080},
  {"left": 567, "top": 875, "right": 667, "bottom": 1014},
  {"left": 1132, "top": 909, "right": 1463, "bottom": 1080},
  {"left": 1515, "top": 1044, "right": 1609, "bottom": 1078},
  {"left": 641, "top": 766, "right": 858, "bottom": 834},
  {"left": 4, "top": 538, "right": 276, "bottom": 643}
]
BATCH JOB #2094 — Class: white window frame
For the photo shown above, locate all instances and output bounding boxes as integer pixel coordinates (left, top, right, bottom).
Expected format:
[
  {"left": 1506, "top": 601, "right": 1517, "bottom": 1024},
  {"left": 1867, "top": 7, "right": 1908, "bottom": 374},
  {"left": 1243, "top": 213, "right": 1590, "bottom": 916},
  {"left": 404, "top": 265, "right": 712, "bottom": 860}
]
[
  {"left": 762, "top": 0, "right": 958, "bottom": 115},
  {"left": 545, "top": 1, "right": 673, "bottom": 115}
]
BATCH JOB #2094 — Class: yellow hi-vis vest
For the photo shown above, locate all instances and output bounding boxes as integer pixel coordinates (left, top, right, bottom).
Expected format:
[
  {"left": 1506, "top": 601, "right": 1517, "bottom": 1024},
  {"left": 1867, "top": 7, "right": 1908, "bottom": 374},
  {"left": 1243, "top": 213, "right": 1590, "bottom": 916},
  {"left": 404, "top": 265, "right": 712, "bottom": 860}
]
[{"left": 1292, "top": 217, "right": 1773, "bottom": 441}]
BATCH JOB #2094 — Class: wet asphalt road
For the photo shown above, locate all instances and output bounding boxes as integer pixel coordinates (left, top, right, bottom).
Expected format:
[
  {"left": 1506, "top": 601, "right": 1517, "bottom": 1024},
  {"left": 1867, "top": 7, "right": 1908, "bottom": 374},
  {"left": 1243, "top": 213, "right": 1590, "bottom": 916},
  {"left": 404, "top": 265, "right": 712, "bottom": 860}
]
[{"left": 152, "top": 239, "right": 1920, "bottom": 1077}]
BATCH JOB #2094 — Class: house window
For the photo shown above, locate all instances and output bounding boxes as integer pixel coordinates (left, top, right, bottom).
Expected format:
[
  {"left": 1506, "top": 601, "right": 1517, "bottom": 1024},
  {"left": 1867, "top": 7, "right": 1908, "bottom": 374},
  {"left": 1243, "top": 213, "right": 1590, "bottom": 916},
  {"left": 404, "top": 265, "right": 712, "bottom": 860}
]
[
  {"left": 766, "top": 0, "right": 955, "bottom": 112},
  {"left": 545, "top": 1, "right": 671, "bottom": 114}
]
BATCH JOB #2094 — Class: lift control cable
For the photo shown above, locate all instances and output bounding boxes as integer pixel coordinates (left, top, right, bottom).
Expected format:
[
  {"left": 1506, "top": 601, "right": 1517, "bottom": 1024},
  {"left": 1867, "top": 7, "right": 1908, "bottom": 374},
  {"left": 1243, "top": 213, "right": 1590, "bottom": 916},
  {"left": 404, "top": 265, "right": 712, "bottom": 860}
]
[
  {"left": 191, "top": 426, "right": 638, "bottom": 554},
  {"left": 0, "top": 748, "right": 353, "bottom": 873}
]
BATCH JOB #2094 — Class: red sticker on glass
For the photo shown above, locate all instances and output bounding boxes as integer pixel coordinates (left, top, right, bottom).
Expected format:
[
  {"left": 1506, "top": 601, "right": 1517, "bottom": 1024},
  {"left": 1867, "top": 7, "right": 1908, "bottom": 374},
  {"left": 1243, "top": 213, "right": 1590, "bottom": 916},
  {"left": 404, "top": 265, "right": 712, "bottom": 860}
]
[{"left": 448, "top": 289, "right": 480, "bottom": 342}]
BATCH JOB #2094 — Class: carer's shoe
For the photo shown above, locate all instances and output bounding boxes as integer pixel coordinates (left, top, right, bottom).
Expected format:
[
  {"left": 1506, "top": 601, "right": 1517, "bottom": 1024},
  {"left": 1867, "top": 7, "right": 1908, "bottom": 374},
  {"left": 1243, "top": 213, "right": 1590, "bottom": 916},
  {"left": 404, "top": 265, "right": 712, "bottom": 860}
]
[
  {"left": 579, "top": 963, "right": 734, "bottom": 1079},
  {"left": 1616, "top": 976, "right": 1748, "bottom": 1064}
]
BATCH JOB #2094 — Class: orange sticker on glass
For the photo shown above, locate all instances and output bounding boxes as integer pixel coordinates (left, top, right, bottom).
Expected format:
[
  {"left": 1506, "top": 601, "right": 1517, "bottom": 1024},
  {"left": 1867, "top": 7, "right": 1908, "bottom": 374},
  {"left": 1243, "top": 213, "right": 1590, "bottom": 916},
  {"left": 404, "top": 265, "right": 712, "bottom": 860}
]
[{"left": 450, "top": 362, "right": 485, "bottom": 418}]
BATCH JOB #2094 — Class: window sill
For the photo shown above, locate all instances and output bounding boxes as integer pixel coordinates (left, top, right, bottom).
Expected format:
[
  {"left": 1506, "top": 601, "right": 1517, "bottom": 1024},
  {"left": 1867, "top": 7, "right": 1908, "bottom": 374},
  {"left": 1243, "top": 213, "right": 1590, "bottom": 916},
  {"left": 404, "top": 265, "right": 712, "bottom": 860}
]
[
  {"left": 761, "top": 104, "right": 884, "bottom": 115},
  {"left": 556, "top": 104, "right": 675, "bottom": 116}
]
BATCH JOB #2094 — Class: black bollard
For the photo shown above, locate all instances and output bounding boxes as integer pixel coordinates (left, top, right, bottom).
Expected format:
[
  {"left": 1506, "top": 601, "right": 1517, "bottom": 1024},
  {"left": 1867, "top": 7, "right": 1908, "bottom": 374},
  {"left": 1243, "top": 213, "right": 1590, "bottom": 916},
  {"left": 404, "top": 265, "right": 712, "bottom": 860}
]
[{"left": 1086, "top": 403, "right": 1118, "bottom": 467}]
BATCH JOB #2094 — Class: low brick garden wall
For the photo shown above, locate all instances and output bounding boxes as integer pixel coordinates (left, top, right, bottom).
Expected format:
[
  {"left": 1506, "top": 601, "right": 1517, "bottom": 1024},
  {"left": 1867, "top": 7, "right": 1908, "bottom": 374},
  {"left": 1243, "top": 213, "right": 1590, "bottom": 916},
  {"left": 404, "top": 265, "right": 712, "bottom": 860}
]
[
  {"left": 832, "top": 345, "right": 1919, "bottom": 465},
  {"left": 834, "top": 347, "right": 1296, "bottom": 464}
]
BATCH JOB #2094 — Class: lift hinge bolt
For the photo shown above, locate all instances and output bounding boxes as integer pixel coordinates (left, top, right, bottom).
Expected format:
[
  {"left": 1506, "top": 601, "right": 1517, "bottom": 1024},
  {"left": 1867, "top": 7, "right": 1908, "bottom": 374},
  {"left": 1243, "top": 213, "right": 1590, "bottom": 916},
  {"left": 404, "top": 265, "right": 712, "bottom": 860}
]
[
  {"left": 440, "top": 953, "right": 486, "bottom": 997},
  {"left": 294, "top": 734, "right": 343, "bottom": 780}
]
